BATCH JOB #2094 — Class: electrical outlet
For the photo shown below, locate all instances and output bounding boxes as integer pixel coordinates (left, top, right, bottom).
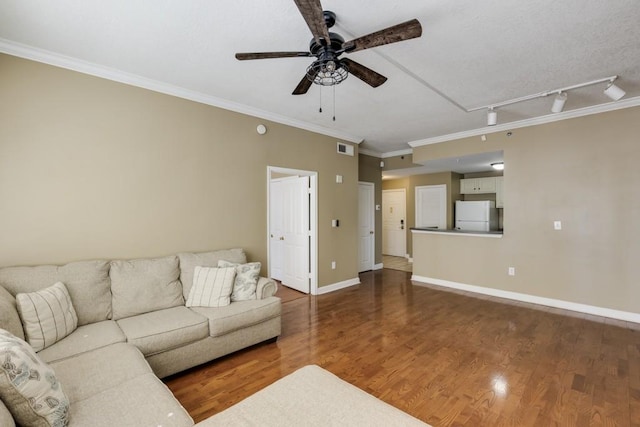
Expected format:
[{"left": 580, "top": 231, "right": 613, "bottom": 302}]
[
  {"left": 508, "top": 267, "right": 515, "bottom": 276},
  {"left": 331, "top": 261, "right": 336, "bottom": 270},
  {"left": 554, "top": 221, "right": 562, "bottom": 230}
]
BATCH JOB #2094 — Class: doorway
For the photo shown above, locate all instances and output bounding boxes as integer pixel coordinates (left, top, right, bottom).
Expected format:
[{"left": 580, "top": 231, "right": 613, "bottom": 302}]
[
  {"left": 382, "top": 188, "right": 406, "bottom": 257},
  {"left": 358, "top": 182, "right": 375, "bottom": 272},
  {"left": 267, "top": 167, "right": 317, "bottom": 294},
  {"left": 415, "top": 184, "right": 447, "bottom": 229}
]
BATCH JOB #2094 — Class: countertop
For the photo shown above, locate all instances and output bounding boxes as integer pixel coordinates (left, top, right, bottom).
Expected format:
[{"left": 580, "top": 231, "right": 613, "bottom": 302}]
[{"left": 411, "top": 227, "right": 503, "bottom": 238}]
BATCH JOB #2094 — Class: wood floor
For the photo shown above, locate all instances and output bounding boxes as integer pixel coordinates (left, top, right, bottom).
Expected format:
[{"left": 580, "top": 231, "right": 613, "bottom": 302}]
[{"left": 165, "top": 269, "right": 640, "bottom": 426}]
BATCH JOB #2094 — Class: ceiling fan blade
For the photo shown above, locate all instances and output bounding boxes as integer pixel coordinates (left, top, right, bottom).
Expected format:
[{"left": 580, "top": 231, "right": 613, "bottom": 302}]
[
  {"left": 342, "top": 58, "right": 387, "bottom": 88},
  {"left": 235, "top": 52, "right": 312, "bottom": 60},
  {"left": 292, "top": 70, "right": 317, "bottom": 95},
  {"left": 293, "top": 0, "right": 331, "bottom": 45},
  {"left": 342, "top": 19, "right": 422, "bottom": 53}
]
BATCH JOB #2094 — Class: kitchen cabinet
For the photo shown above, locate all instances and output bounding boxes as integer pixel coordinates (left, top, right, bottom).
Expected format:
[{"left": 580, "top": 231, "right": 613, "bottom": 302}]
[
  {"left": 460, "top": 177, "right": 497, "bottom": 194},
  {"left": 496, "top": 176, "right": 504, "bottom": 208}
]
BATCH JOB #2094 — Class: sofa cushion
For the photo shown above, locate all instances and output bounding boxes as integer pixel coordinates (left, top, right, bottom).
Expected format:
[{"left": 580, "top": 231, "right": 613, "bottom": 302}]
[
  {"left": 49, "top": 342, "right": 152, "bottom": 403},
  {"left": 190, "top": 297, "right": 281, "bottom": 338},
  {"left": 0, "top": 260, "right": 112, "bottom": 326},
  {"left": 0, "top": 285, "right": 24, "bottom": 340},
  {"left": 0, "top": 399, "right": 15, "bottom": 427},
  {"left": 66, "top": 373, "right": 193, "bottom": 427},
  {"left": 110, "top": 256, "right": 184, "bottom": 320},
  {"left": 178, "top": 249, "right": 247, "bottom": 301},
  {"left": 37, "top": 321, "right": 126, "bottom": 364},
  {"left": 116, "top": 306, "right": 209, "bottom": 356},
  {"left": 0, "top": 329, "right": 69, "bottom": 427},
  {"left": 186, "top": 266, "right": 236, "bottom": 308},
  {"left": 218, "top": 260, "right": 260, "bottom": 302},
  {"left": 16, "top": 282, "right": 78, "bottom": 352}
]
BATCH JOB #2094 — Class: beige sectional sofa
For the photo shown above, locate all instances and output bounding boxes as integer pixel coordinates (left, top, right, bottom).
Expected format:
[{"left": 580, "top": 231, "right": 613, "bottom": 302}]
[{"left": 0, "top": 248, "right": 281, "bottom": 427}]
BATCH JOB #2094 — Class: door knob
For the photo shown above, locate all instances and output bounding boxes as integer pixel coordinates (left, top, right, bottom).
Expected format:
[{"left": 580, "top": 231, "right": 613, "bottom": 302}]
[
  {"left": 270, "top": 234, "right": 274, "bottom": 238},
  {"left": 370, "top": 231, "right": 374, "bottom": 234},
  {"left": 280, "top": 237, "right": 285, "bottom": 240}
]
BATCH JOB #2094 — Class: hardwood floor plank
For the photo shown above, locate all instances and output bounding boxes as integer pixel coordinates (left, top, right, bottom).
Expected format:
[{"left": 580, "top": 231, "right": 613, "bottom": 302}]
[{"left": 164, "top": 269, "right": 640, "bottom": 425}]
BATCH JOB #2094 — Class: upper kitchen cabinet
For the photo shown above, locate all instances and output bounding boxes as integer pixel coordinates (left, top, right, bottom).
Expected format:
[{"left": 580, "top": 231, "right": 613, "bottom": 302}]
[{"left": 460, "top": 177, "right": 497, "bottom": 194}]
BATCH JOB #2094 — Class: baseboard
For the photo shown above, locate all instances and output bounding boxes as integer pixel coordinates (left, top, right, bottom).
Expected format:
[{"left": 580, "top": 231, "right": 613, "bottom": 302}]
[
  {"left": 314, "top": 277, "right": 361, "bottom": 295},
  {"left": 411, "top": 275, "right": 640, "bottom": 324},
  {"left": 407, "top": 257, "right": 413, "bottom": 263},
  {"left": 373, "top": 263, "right": 384, "bottom": 270}
]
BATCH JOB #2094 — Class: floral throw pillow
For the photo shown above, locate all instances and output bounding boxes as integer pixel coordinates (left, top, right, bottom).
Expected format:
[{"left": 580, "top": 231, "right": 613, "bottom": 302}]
[
  {"left": 0, "top": 329, "right": 70, "bottom": 427},
  {"left": 217, "top": 260, "right": 261, "bottom": 301}
]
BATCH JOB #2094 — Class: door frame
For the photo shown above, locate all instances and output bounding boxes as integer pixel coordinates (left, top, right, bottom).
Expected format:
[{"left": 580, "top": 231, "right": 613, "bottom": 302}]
[
  {"left": 382, "top": 188, "right": 407, "bottom": 257},
  {"left": 358, "top": 181, "right": 375, "bottom": 272},
  {"left": 267, "top": 166, "right": 318, "bottom": 295}
]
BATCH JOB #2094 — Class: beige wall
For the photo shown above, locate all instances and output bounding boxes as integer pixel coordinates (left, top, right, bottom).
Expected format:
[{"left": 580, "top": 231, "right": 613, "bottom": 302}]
[
  {"left": 412, "top": 106, "right": 640, "bottom": 314},
  {"left": 0, "top": 54, "right": 359, "bottom": 288},
  {"left": 358, "top": 154, "right": 383, "bottom": 265}
]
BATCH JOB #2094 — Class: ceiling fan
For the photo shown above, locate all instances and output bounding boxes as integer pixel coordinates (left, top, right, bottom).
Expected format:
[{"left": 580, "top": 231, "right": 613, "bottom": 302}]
[{"left": 235, "top": 0, "right": 422, "bottom": 95}]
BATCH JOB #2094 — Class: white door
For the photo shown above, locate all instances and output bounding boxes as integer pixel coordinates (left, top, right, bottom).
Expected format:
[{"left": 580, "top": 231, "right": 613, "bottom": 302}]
[
  {"left": 382, "top": 189, "right": 406, "bottom": 257},
  {"left": 269, "top": 179, "right": 287, "bottom": 281},
  {"left": 280, "top": 176, "right": 310, "bottom": 293},
  {"left": 358, "top": 182, "right": 375, "bottom": 272},
  {"left": 415, "top": 185, "right": 447, "bottom": 230}
]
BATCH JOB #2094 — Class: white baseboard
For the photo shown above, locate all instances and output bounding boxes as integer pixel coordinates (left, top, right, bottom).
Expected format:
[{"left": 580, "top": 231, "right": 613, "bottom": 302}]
[
  {"left": 411, "top": 275, "right": 640, "bottom": 324},
  {"left": 373, "top": 263, "right": 384, "bottom": 270},
  {"left": 314, "top": 277, "right": 360, "bottom": 295},
  {"left": 407, "top": 257, "right": 413, "bottom": 263}
]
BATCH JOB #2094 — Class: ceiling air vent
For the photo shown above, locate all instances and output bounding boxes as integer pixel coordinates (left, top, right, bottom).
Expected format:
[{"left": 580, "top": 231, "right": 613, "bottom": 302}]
[{"left": 337, "top": 142, "right": 354, "bottom": 156}]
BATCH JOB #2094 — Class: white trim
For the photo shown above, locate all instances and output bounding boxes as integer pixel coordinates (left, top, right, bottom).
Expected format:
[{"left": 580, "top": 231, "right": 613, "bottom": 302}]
[
  {"left": 381, "top": 148, "right": 413, "bottom": 158},
  {"left": 409, "top": 96, "right": 640, "bottom": 148},
  {"left": 358, "top": 148, "right": 382, "bottom": 158},
  {"left": 0, "top": 39, "right": 363, "bottom": 144},
  {"left": 407, "top": 258, "right": 413, "bottom": 263},
  {"left": 411, "top": 275, "right": 640, "bottom": 324},
  {"left": 411, "top": 229, "right": 503, "bottom": 238},
  {"left": 314, "top": 278, "right": 360, "bottom": 295},
  {"left": 373, "top": 263, "right": 384, "bottom": 270}
]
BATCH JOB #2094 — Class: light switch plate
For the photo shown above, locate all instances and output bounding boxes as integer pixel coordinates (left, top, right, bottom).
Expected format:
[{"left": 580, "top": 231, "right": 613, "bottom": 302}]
[{"left": 554, "top": 221, "right": 562, "bottom": 230}]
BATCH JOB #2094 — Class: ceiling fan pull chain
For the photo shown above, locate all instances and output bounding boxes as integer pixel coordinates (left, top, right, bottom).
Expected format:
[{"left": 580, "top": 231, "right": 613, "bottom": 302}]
[
  {"left": 332, "top": 84, "right": 336, "bottom": 121},
  {"left": 319, "top": 86, "right": 323, "bottom": 113}
]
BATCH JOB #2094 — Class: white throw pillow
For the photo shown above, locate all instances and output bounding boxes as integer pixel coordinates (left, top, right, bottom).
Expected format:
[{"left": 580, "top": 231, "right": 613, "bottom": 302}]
[
  {"left": 217, "top": 260, "right": 260, "bottom": 301},
  {"left": 16, "top": 282, "right": 78, "bottom": 352},
  {"left": 186, "top": 266, "right": 236, "bottom": 308},
  {"left": 0, "top": 329, "right": 70, "bottom": 427}
]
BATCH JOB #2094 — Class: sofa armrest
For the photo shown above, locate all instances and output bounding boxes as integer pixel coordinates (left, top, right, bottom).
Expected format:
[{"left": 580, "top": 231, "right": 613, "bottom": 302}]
[{"left": 256, "top": 277, "right": 277, "bottom": 299}]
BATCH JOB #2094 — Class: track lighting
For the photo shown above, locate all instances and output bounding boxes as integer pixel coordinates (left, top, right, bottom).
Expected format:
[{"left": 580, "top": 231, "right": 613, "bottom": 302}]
[
  {"left": 551, "top": 92, "right": 567, "bottom": 113},
  {"left": 604, "top": 81, "right": 626, "bottom": 101},
  {"left": 470, "top": 75, "right": 626, "bottom": 122},
  {"left": 487, "top": 108, "right": 497, "bottom": 126}
]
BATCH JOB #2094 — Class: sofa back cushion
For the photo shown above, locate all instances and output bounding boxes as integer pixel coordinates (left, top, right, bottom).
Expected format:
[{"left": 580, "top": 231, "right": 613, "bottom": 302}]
[
  {"left": 110, "top": 256, "right": 184, "bottom": 320},
  {"left": 178, "top": 249, "right": 247, "bottom": 301},
  {"left": 0, "top": 260, "right": 112, "bottom": 326},
  {"left": 0, "top": 285, "right": 24, "bottom": 341}
]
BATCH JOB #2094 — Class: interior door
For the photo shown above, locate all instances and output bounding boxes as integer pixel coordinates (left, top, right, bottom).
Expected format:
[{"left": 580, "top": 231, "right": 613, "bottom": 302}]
[
  {"left": 269, "top": 179, "right": 285, "bottom": 281},
  {"left": 415, "top": 185, "right": 447, "bottom": 229},
  {"left": 280, "top": 176, "right": 310, "bottom": 293},
  {"left": 382, "top": 189, "right": 406, "bottom": 257},
  {"left": 358, "top": 182, "right": 375, "bottom": 272}
]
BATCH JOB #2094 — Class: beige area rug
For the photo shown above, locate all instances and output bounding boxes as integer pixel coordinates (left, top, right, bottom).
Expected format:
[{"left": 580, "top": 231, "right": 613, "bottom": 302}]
[{"left": 197, "top": 365, "right": 430, "bottom": 427}]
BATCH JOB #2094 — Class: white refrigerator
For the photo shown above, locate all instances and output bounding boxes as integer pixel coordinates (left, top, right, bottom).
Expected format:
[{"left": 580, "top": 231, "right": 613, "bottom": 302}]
[{"left": 455, "top": 200, "right": 498, "bottom": 231}]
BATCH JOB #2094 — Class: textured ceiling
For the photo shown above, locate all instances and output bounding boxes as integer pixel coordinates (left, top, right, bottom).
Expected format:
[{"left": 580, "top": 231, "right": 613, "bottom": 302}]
[{"left": 1, "top": 0, "right": 640, "bottom": 154}]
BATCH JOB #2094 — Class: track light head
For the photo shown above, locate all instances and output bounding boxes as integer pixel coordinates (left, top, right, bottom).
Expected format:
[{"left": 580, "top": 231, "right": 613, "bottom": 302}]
[
  {"left": 604, "top": 81, "right": 626, "bottom": 101},
  {"left": 551, "top": 92, "right": 567, "bottom": 113},
  {"left": 487, "top": 108, "right": 497, "bottom": 126}
]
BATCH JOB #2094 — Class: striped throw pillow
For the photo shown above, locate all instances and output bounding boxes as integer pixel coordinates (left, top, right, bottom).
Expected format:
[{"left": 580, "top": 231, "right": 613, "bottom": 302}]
[
  {"left": 16, "top": 282, "right": 78, "bottom": 352},
  {"left": 186, "top": 266, "right": 236, "bottom": 308}
]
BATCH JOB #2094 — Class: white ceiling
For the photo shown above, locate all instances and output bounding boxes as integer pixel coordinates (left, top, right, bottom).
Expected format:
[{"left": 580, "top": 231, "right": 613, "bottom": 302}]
[{"left": 1, "top": 0, "right": 640, "bottom": 155}]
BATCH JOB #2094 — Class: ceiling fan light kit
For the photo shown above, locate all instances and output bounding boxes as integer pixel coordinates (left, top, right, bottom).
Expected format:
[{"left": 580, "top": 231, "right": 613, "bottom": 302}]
[{"left": 235, "top": 0, "right": 422, "bottom": 95}]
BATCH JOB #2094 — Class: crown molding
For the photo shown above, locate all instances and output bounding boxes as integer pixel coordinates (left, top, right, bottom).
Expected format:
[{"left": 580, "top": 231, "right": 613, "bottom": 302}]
[
  {"left": 409, "top": 96, "right": 640, "bottom": 148},
  {"left": 381, "top": 148, "right": 413, "bottom": 158},
  {"left": 358, "top": 148, "right": 382, "bottom": 158},
  {"left": 0, "top": 39, "right": 364, "bottom": 144}
]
